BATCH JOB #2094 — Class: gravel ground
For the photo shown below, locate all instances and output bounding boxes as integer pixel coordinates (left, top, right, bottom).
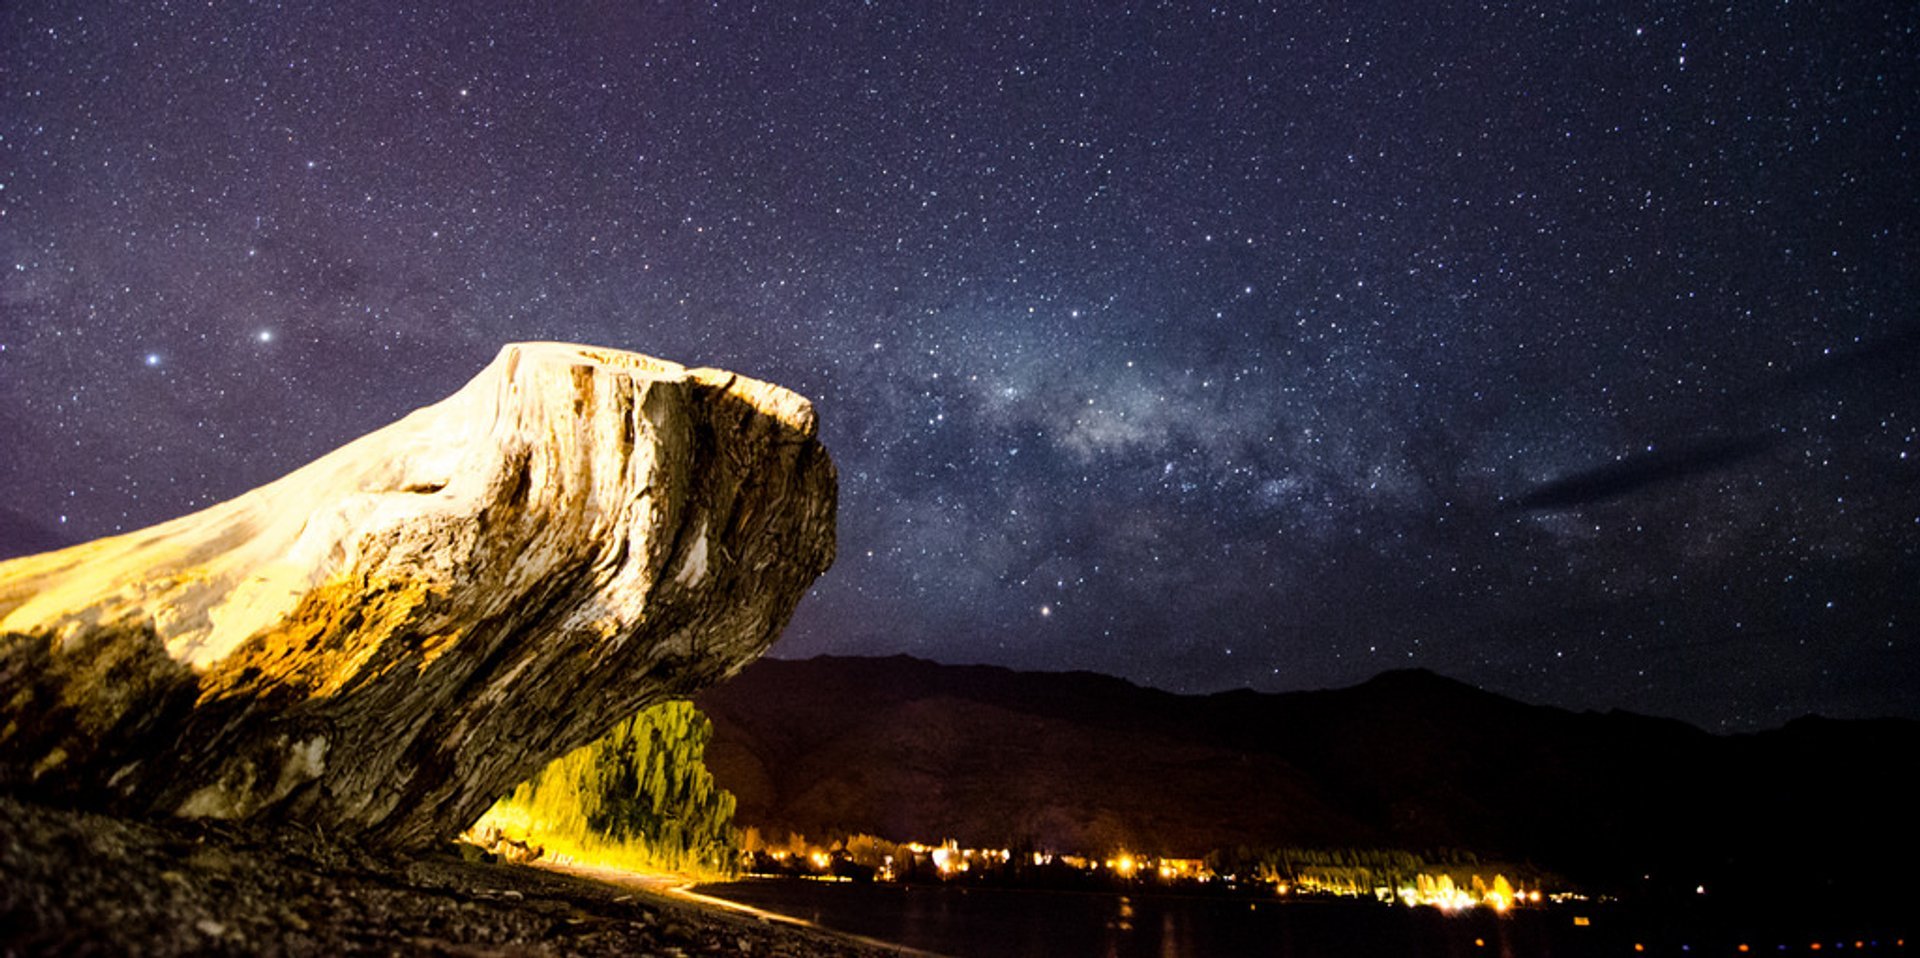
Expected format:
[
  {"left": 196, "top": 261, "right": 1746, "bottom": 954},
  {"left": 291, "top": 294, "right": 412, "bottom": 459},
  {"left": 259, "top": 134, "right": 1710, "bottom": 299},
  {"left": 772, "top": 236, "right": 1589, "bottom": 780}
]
[{"left": 0, "top": 794, "right": 905, "bottom": 957}]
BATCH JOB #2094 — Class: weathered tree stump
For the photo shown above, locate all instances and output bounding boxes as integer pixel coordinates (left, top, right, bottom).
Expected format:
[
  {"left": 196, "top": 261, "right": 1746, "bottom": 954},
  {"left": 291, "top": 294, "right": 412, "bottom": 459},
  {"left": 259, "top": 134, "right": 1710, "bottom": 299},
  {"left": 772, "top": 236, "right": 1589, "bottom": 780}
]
[{"left": 0, "top": 343, "right": 835, "bottom": 847}]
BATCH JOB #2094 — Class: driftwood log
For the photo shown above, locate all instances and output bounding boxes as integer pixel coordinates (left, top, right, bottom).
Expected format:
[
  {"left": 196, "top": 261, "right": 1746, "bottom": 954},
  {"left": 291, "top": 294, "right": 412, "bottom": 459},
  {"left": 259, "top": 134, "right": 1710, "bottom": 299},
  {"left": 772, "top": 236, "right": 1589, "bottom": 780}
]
[{"left": 0, "top": 343, "right": 835, "bottom": 848}]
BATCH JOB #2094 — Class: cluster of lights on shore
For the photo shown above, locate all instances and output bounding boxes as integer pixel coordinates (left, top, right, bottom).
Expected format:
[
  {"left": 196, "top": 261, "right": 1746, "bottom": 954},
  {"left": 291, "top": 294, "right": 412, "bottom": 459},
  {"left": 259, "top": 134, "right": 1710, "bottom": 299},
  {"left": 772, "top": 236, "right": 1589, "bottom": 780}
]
[
  {"left": 762, "top": 837, "right": 1558, "bottom": 915},
  {"left": 1271, "top": 866, "right": 1545, "bottom": 914}
]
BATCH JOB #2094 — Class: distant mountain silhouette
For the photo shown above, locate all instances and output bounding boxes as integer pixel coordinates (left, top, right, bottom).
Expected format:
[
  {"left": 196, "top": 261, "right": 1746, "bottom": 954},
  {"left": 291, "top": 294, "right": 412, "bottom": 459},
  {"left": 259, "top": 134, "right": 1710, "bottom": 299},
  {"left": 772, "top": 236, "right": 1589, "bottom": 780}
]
[{"left": 696, "top": 655, "right": 1918, "bottom": 895}]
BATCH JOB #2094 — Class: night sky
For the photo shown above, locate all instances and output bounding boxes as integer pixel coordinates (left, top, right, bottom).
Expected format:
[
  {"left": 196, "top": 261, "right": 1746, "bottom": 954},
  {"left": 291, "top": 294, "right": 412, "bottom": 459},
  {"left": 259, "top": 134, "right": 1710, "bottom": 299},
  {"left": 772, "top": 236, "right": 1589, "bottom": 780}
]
[{"left": 3, "top": 2, "right": 1915, "bottom": 731}]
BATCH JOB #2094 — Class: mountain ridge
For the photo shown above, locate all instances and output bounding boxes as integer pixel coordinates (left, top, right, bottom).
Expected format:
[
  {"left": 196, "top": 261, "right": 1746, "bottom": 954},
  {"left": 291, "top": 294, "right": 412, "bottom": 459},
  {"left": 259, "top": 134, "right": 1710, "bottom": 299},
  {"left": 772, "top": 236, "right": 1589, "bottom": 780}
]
[{"left": 695, "top": 654, "right": 1917, "bottom": 892}]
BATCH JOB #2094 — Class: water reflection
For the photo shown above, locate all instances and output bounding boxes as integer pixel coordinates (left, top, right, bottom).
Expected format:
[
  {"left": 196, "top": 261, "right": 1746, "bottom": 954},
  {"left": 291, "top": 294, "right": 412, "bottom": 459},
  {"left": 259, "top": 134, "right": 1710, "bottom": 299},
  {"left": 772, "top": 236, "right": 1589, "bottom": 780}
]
[{"left": 1102, "top": 894, "right": 1133, "bottom": 958}]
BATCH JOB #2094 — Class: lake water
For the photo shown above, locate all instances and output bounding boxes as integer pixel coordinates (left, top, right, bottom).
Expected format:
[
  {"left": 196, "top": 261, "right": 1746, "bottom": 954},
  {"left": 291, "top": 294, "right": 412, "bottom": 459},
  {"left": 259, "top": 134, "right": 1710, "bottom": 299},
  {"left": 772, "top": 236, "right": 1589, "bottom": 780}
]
[
  {"left": 691, "top": 880, "right": 1911, "bottom": 958},
  {"left": 696, "top": 881, "right": 1590, "bottom": 957}
]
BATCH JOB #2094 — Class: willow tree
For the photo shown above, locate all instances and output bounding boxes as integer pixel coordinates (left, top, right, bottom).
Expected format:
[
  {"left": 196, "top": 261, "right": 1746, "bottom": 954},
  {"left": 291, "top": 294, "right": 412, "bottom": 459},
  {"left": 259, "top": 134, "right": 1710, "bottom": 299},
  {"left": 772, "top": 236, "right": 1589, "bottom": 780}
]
[{"left": 484, "top": 700, "right": 740, "bottom": 876}]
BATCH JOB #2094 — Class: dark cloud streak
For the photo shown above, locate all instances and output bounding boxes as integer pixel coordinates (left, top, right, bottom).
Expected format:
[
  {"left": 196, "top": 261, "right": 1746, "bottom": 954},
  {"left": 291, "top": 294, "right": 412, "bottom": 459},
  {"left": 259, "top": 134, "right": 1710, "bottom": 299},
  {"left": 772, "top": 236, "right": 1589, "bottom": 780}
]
[{"left": 1513, "top": 435, "right": 1777, "bottom": 511}]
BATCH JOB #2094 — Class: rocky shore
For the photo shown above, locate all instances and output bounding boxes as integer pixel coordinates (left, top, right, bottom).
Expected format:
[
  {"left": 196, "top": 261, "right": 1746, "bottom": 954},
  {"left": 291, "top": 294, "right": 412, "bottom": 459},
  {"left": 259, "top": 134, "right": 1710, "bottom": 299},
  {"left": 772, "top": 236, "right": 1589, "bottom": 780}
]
[{"left": 0, "top": 795, "right": 900, "bottom": 957}]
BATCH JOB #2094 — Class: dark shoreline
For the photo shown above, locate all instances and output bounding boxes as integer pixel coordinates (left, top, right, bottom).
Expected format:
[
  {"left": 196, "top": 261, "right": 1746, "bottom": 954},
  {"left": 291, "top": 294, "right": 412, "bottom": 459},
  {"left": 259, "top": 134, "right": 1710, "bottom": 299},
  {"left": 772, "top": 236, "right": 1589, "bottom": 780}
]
[
  {"left": 0, "top": 795, "right": 905, "bottom": 957},
  {"left": 6, "top": 791, "right": 1910, "bottom": 958}
]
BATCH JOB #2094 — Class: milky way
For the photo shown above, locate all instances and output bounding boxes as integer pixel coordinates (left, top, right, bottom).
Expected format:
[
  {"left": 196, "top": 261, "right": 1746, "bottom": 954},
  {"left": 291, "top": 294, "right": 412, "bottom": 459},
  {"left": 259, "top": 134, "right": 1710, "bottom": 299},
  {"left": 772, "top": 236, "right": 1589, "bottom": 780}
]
[{"left": 2, "top": 2, "right": 1915, "bottom": 729}]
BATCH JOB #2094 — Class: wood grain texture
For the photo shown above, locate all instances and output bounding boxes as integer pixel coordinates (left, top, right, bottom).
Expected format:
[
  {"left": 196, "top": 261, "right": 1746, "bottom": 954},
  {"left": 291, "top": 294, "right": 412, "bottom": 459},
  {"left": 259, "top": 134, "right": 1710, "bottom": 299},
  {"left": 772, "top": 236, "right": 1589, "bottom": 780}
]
[{"left": 0, "top": 343, "right": 835, "bottom": 848}]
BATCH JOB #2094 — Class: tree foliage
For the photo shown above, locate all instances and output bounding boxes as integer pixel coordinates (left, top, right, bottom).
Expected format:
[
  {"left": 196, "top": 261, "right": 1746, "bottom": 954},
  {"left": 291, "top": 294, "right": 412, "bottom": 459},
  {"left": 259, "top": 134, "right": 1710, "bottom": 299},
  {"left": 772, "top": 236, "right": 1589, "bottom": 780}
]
[{"left": 482, "top": 700, "right": 740, "bottom": 877}]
